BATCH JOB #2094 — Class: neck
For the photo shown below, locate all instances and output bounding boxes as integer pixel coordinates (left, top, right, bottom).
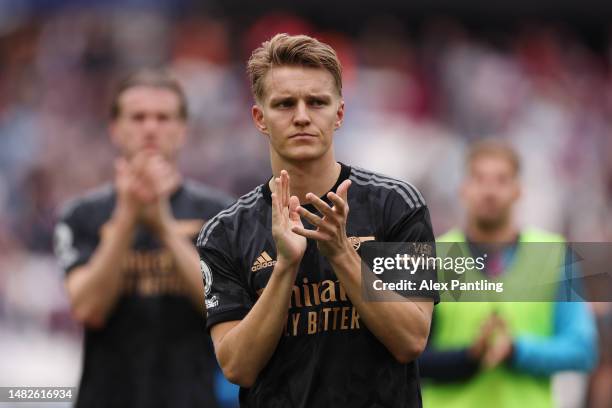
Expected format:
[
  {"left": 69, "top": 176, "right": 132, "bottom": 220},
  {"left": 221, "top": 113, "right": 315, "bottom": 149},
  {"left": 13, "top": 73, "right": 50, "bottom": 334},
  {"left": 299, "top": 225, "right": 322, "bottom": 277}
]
[
  {"left": 269, "top": 153, "right": 340, "bottom": 203},
  {"left": 465, "top": 219, "right": 518, "bottom": 243}
]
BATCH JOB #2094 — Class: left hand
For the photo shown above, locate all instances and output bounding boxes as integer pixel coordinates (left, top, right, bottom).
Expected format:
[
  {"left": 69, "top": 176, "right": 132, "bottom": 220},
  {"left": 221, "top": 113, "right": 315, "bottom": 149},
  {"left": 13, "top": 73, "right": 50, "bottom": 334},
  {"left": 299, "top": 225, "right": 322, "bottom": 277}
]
[
  {"left": 291, "top": 179, "right": 352, "bottom": 259},
  {"left": 482, "top": 315, "right": 514, "bottom": 369}
]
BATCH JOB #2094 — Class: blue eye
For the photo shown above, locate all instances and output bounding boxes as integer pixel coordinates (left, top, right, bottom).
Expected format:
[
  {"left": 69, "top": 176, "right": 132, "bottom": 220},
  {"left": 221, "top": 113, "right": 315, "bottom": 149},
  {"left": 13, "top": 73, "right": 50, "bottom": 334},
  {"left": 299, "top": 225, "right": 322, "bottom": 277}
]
[
  {"left": 309, "top": 98, "right": 328, "bottom": 107},
  {"left": 279, "top": 101, "right": 292, "bottom": 108}
]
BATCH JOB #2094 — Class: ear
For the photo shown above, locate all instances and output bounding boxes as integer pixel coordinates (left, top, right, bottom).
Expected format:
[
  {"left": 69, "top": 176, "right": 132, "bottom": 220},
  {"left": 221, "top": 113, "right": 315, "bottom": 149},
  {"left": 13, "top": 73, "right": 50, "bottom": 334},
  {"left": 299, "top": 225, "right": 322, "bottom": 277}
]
[
  {"left": 334, "top": 99, "right": 345, "bottom": 130},
  {"left": 252, "top": 104, "right": 269, "bottom": 135}
]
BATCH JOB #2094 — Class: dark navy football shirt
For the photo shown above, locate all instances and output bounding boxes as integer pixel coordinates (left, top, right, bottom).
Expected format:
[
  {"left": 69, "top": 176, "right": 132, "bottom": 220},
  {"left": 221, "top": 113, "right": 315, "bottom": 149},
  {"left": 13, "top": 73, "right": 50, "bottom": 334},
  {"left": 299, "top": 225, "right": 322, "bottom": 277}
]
[
  {"left": 55, "top": 180, "right": 233, "bottom": 408},
  {"left": 197, "top": 163, "right": 437, "bottom": 408}
]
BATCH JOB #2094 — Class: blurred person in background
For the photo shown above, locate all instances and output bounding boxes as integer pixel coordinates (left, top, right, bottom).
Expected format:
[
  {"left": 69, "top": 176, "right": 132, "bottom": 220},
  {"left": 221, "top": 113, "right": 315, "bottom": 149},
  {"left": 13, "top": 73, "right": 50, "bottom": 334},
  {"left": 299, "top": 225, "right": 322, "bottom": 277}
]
[
  {"left": 53, "top": 69, "right": 234, "bottom": 408},
  {"left": 419, "top": 140, "right": 598, "bottom": 407},
  {"left": 197, "top": 33, "right": 437, "bottom": 407},
  {"left": 587, "top": 302, "right": 612, "bottom": 408}
]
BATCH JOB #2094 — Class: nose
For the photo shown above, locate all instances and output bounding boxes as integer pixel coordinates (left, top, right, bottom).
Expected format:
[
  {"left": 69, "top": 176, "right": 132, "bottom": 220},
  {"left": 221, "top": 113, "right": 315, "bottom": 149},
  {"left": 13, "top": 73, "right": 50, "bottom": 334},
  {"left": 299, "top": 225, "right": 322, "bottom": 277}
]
[
  {"left": 293, "top": 100, "right": 311, "bottom": 127},
  {"left": 143, "top": 116, "right": 160, "bottom": 132},
  {"left": 140, "top": 117, "right": 161, "bottom": 147}
]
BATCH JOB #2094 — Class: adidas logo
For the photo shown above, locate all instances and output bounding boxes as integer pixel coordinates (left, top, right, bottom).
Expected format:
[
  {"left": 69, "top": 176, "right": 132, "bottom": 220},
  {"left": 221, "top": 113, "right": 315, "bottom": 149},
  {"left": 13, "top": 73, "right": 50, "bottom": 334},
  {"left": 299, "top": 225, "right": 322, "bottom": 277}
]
[{"left": 251, "top": 251, "right": 277, "bottom": 272}]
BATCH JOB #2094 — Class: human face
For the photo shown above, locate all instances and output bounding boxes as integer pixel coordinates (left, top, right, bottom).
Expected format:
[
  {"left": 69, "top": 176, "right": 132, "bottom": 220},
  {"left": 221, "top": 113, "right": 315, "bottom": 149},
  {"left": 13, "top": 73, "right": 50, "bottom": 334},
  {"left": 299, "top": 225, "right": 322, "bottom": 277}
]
[
  {"left": 251, "top": 66, "right": 344, "bottom": 164},
  {"left": 461, "top": 155, "right": 520, "bottom": 231},
  {"left": 110, "top": 86, "right": 186, "bottom": 161}
]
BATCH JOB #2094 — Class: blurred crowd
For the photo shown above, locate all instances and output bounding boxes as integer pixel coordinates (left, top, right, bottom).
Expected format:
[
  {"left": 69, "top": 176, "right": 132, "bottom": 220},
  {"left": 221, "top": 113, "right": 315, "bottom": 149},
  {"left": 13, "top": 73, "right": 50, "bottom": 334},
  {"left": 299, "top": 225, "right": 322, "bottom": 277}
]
[{"left": 0, "top": 5, "right": 611, "bottom": 406}]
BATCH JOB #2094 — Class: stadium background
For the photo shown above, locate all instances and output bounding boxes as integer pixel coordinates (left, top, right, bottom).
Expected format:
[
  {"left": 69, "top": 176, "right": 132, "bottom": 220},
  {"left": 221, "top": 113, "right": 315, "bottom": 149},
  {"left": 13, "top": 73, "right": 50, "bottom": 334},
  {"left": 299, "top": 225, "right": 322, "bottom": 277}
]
[{"left": 0, "top": 0, "right": 610, "bottom": 406}]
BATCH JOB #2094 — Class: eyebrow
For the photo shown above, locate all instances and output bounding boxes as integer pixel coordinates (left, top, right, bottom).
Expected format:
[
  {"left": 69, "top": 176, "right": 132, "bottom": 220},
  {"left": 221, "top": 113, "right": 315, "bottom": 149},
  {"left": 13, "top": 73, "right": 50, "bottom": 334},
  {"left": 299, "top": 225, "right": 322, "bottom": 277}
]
[
  {"left": 269, "top": 94, "right": 333, "bottom": 104},
  {"left": 307, "top": 94, "right": 332, "bottom": 101}
]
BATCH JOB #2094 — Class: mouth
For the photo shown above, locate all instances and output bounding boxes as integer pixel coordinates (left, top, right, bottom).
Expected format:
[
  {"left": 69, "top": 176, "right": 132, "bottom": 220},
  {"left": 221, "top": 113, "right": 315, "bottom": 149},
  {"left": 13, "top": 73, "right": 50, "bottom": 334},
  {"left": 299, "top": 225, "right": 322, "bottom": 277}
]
[{"left": 289, "top": 133, "right": 317, "bottom": 139}]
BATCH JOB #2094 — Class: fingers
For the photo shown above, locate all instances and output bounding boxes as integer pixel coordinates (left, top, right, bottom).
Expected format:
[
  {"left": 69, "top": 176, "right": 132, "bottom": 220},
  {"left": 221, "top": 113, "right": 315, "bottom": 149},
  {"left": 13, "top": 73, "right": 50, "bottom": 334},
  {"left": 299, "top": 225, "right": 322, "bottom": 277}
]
[
  {"left": 276, "top": 175, "right": 284, "bottom": 208},
  {"left": 281, "top": 170, "right": 286, "bottom": 206},
  {"left": 494, "top": 315, "right": 508, "bottom": 330},
  {"left": 481, "top": 316, "right": 497, "bottom": 338},
  {"left": 482, "top": 335, "right": 512, "bottom": 368},
  {"left": 291, "top": 226, "right": 330, "bottom": 241},
  {"left": 146, "top": 155, "right": 181, "bottom": 198},
  {"left": 475, "top": 314, "right": 513, "bottom": 368},
  {"left": 272, "top": 170, "right": 292, "bottom": 213},
  {"left": 329, "top": 179, "right": 351, "bottom": 216},
  {"left": 273, "top": 172, "right": 351, "bottom": 244},
  {"left": 327, "top": 192, "right": 348, "bottom": 216},
  {"left": 273, "top": 177, "right": 282, "bottom": 214},
  {"left": 298, "top": 183, "right": 350, "bottom": 241},
  {"left": 280, "top": 170, "right": 290, "bottom": 208},
  {"left": 296, "top": 205, "right": 324, "bottom": 227},
  {"left": 272, "top": 176, "right": 288, "bottom": 229},
  {"left": 336, "top": 179, "right": 351, "bottom": 203},
  {"left": 289, "top": 196, "right": 302, "bottom": 224},
  {"left": 307, "top": 179, "right": 350, "bottom": 218},
  {"left": 125, "top": 154, "right": 180, "bottom": 203},
  {"left": 305, "top": 193, "right": 335, "bottom": 219},
  {"left": 131, "top": 151, "right": 149, "bottom": 180},
  {"left": 295, "top": 203, "right": 343, "bottom": 244}
]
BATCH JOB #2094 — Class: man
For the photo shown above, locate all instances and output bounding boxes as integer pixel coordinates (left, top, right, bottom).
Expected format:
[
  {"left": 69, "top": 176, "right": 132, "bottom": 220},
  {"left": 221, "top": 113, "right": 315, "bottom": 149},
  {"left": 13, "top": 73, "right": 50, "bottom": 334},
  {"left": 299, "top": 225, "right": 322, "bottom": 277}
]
[
  {"left": 420, "top": 140, "right": 598, "bottom": 407},
  {"left": 53, "top": 70, "right": 233, "bottom": 407},
  {"left": 197, "top": 33, "right": 437, "bottom": 408}
]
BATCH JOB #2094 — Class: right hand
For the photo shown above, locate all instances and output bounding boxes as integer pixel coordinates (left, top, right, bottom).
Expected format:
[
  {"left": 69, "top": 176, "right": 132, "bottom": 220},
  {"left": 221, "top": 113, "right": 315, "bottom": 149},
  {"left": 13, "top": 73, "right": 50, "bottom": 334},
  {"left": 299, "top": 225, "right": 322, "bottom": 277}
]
[
  {"left": 113, "top": 153, "right": 152, "bottom": 221},
  {"left": 271, "top": 170, "right": 306, "bottom": 268}
]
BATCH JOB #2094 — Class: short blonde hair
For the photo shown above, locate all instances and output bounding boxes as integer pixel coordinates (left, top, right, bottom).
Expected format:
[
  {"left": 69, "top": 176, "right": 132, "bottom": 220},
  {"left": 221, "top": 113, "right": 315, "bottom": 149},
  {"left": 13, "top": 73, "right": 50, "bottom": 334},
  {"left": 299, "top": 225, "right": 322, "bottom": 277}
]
[
  {"left": 111, "top": 69, "right": 187, "bottom": 120},
  {"left": 246, "top": 33, "right": 343, "bottom": 102}
]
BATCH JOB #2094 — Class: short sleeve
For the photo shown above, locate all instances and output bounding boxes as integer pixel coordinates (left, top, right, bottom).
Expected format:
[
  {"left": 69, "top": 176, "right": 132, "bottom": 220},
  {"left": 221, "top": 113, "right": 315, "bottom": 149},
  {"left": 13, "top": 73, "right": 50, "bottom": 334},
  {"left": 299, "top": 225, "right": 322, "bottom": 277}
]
[
  {"left": 198, "top": 223, "right": 254, "bottom": 330},
  {"left": 382, "top": 190, "right": 439, "bottom": 303},
  {"left": 384, "top": 193, "right": 435, "bottom": 243},
  {"left": 53, "top": 204, "right": 98, "bottom": 275}
]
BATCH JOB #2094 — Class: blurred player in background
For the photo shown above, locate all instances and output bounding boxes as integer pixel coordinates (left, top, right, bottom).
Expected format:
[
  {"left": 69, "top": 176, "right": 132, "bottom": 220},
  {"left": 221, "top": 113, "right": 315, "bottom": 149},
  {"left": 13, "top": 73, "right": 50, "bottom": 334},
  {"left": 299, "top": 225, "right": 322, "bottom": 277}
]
[
  {"left": 197, "top": 33, "right": 438, "bottom": 408},
  {"left": 53, "top": 70, "right": 234, "bottom": 408},
  {"left": 419, "top": 140, "right": 598, "bottom": 407}
]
